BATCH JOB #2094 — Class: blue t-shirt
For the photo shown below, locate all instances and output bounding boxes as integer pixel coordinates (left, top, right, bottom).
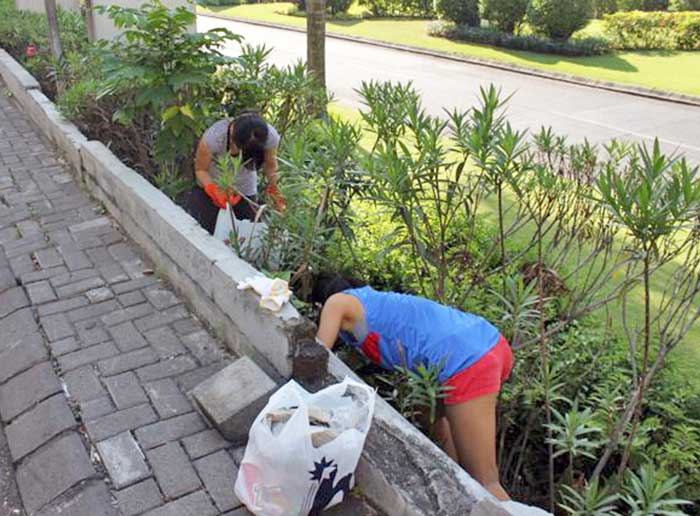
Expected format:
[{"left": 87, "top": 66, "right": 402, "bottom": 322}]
[{"left": 340, "top": 287, "right": 501, "bottom": 382}]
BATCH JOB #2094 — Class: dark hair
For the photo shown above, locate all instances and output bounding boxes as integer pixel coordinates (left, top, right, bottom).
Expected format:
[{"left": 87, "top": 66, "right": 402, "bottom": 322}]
[
  {"left": 310, "top": 272, "right": 367, "bottom": 306},
  {"left": 230, "top": 112, "right": 268, "bottom": 169}
]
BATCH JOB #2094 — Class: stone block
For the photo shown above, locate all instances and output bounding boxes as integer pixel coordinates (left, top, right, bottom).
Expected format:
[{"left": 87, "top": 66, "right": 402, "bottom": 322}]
[
  {"left": 292, "top": 339, "right": 329, "bottom": 387},
  {"left": 192, "top": 357, "right": 276, "bottom": 443},
  {"left": 0, "top": 362, "right": 62, "bottom": 422},
  {"left": 0, "top": 333, "right": 47, "bottom": 383},
  {"left": 6, "top": 394, "right": 76, "bottom": 461},
  {"left": 114, "top": 478, "right": 163, "bottom": 516},
  {"left": 80, "top": 396, "right": 115, "bottom": 422},
  {"left": 194, "top": 450, "right": 240, "bottom": 512},
  {"left": 135, "top": 412, "right": 206, "bottom": 450},
  {"left": 146, "top": 441, "right": 201, "bottom": 499},
  {"left": 40, "top": 312, "right": 75, "bottom": 342},
  {"left": 471, "top": 499, "right": 512, "bottom": 516},
  {"left": 181, "top": 330, "right": 226, "bottom": 366},
  {"left": 97, "top": 432, "right": 150, "bottom": 489},
  {"left": 101, "top": 303, "right": 154, "bottom": 327},
  {"left": 37, "top": 297, "right": 88, "bottom": 317},
  {"left": 16, "top": 433, "right": 95, "bottom": 515}
]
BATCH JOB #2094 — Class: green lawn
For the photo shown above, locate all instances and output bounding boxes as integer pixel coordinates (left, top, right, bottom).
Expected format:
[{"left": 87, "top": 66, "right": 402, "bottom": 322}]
[
  {"left": 199, "top": 3, "right": 700, "bottom": 96},
  {"left": 325, "top": 101, "right": 700, "bottom": 387}
]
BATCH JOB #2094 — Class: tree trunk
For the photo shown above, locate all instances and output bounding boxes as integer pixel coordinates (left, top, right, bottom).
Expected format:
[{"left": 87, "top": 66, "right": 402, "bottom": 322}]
[
  {"left": 44, "top": 0, "right": 63, "bottom": 60},
  {"left": 306, "top": 0, "right": 326, "bottom": 114},
  {"left": 84, "top": 0, "right": 97, "bottom": 42}
]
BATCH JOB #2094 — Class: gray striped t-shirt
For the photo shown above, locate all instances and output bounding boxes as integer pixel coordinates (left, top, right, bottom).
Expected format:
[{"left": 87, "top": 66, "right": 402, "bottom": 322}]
[{"left": 201, "top": 119, "right": 280, "bottom": 196}]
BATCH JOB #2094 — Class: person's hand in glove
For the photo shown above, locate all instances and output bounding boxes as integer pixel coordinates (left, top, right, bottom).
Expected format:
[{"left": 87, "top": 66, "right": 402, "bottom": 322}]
[
  {"left": 266, "top": 184, "right": 287, "bottom": 213},
  {"left": 204, "top": 183, "right": 229, "bottom": 209}
]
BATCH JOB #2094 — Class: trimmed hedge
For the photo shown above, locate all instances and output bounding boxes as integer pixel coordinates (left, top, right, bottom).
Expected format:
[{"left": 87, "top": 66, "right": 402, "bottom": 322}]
[
  {"left": 528, "top": 0, "right": 594, "bottom": 40},
  {"left": 480, "top": 0, "right": 529, "bottom": 33},
  {"left": 427, "top": 20, "right": 613, "bottom": 55},
  {"left": 604, "top": 11, "right": 700, "bottom": 49}
]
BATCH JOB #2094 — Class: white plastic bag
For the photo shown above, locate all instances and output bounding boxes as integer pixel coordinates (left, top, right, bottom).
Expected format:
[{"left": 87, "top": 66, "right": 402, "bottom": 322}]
[
  {"left": 213, "top": 204, "right": 267, "bottom": 258},
  {"left": 235, "top": 378, "right": 376, "bottom": 516}
]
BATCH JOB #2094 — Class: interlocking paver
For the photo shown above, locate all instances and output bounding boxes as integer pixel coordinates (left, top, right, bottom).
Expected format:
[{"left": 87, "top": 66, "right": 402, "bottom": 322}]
[
  {"left": 104, "top": 371, "right": 148, "bottom": 409},
  {"left": 114, "top": 478, "right": 163, "bottom": 516},
  {"left": 143, "top": 490, "right": 217, "bottom": 516},
  {"left": 86, "top": 403, "right": 158, "bottom": 442},
  {"left": 135, "top": 412, "right": 207, "bottom": 450},
  {"left": 147, "top": 441, "right": 201, "bottom": 499},
  {"left": 182, "top": 429, "right": 230, "bottom": 460},
  {"left": 6, "top": 394, "right": 76, "bottom": 461},
  {"left": 0, "top": 78, "right": 262, "bottom": 516},
  {"left": 97, "top": 432, "right": 150, "bottom": 489},
  {"left": 0, "top": 362, "right": 62, "bottom": 422},
  {"left": 144, "top": 378, "right": 192, "bottom": 418},
  {"left": 194, "top": 450, "right": 240, "bottom": 512},
  {"left": 108, "top": 321, "right": 149, "bottom": 352},
  {"left": 15, "top": 433, "right": 95, "bottom": 515}
]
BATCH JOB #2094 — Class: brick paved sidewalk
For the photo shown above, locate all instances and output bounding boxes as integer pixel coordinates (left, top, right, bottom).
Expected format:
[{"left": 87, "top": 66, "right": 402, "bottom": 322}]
[
  {"left": 0, "top": 82, "right": 252, "bottom": 516},
  {"left": 0, "top": 79, "right": 378, "bottom": 516}
]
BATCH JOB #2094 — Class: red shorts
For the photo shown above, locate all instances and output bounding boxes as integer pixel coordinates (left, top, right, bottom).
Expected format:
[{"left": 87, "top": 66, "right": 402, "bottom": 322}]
[{"left": 443, "top": 335, "right": 514, "bottom": 405}]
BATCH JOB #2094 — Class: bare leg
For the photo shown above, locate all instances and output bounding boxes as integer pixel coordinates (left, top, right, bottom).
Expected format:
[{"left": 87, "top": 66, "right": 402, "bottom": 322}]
[
  {"left": 434, "top": 416, "right": 459, "bottom": 463},
  {"left": 445, "top": 393, "right": 510, "bottom": 501}
]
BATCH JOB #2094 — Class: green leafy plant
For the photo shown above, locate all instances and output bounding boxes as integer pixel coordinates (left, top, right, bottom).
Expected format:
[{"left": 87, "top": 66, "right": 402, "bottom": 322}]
[
  {"left": 559, "top": 478, "right": 621, "bottom": 515},
  {"left": 435, "top": 0, "right": 479, "bottom": 25},
  {"left": 529, "top": 0, "right": 594, "bottom": 40},
  {"left": 604, "top": 11, "right": 700, "bottom": 50},
  {"left": 97, "top": 0, "right": 239, "bottom": 164},
  {"left": 480, "top": 0, "right": 529, "bottom": 33},
  {"left": 622, "top": 465, "right": 690, "bottom": 515}
]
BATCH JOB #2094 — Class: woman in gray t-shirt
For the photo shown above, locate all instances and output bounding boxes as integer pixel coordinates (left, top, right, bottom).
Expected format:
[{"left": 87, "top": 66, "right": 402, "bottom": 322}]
[{"left": 184, "top": 113, "right": 286, "bottom": 233}]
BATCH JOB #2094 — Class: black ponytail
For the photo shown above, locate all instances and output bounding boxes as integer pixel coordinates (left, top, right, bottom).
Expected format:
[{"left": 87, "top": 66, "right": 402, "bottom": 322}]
[
  {"left": 229, "top": 112, "right": 268, "bottom": 169},
  {"left": 310, "top": 272, "right": 367, "bottom": 306}
]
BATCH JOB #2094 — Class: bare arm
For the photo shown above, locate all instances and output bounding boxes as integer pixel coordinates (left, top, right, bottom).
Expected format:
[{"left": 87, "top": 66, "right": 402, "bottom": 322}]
[
  {"left": 316, "top": 296, "right": 347, "bottom": 350},
  {"left": 262, "top": 148, "right": 280, "bottom": 187},
  {"left": 194, "top": 139, "right": 214, "bottom": 187}
]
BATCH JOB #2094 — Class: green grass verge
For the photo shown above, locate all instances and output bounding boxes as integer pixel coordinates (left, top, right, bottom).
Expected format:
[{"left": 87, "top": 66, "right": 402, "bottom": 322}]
[
  {"left": 199, "top": 3, "right": 700, "bottom": 97},
  {"left": 326, "top": 101, "right": 700, "bottom": 387}
]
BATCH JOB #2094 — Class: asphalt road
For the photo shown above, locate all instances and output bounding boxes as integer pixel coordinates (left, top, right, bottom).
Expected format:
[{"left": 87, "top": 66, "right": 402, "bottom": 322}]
[{"left": 197, "top": 15, "right": 700, "bottom": 165}]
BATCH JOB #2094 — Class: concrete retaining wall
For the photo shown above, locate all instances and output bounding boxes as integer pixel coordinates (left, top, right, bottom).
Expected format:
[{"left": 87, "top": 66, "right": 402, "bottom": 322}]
[{"left": 0, "top": 47, "right": 503, "bottom": 516}]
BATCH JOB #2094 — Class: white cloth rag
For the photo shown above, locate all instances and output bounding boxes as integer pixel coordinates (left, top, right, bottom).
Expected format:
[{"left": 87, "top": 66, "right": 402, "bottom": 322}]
[{"left": 237, "top": 276, "right": 291, "bottom": 312}]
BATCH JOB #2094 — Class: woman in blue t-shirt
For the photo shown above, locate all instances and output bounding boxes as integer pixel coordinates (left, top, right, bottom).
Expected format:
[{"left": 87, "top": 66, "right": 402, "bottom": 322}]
[{"left": 311, "top": 273, "right": 513, "bottom": 501}]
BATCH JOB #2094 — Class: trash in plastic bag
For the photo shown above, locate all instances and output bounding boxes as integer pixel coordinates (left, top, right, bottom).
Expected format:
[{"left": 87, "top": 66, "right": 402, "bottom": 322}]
[
  {"left": 235, "top": 378, "right": 376, "bottom": 516},
  {"left": 213, "top": 203, "right": 267, "bottom": 259}
]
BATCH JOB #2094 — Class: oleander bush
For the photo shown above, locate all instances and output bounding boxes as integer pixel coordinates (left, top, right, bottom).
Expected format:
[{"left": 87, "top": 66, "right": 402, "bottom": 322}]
[
  {"left": 605, "top": 10, "right": 700, "bottom": 49},
  {"left": 428, "top": 21, "right": 613, "bottom": 55}
]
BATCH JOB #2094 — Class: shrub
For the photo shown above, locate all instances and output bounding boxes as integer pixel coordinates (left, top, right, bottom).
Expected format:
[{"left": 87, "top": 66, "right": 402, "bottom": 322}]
[
  {"left": 436, "top": 0, "right": 479, "bottom": 25},
  {"left": 327, "top": 0, "right": 353, "bottom": 15},
  {"left": 604, "top": 10, "right": 700, "bottom": 49},
  {"left": 358, "top": 0, "right": 434, "bottom": 17},
  {"left": 593, "top": 0, "right": 618, "bottom": 17},
  {"left": 427, "top": 21, "right": 613, "bottom": 55},
  {"left": 670, "top": 0, "right": 700, "bottom": 9},
  {"left": 480, "top": 0, "right": 529, "bottom": 33},
  {"left": 528, "top": 0, "right": 594, "bottom": 40},
  {"left": 616, "top": 0, "right": 670, "bottom": 10}
]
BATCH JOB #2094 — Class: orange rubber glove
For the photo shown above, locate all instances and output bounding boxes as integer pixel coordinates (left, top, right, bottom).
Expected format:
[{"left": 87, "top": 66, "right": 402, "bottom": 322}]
[
  {"left": 204, "top": 183, "right": 228, "bottom": 209},
  {"left": 266, "top": 184, "right": 287, "bottom": 213},
  {"left": 229, "top": 194, "right": 242, "bottom": 206}
]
